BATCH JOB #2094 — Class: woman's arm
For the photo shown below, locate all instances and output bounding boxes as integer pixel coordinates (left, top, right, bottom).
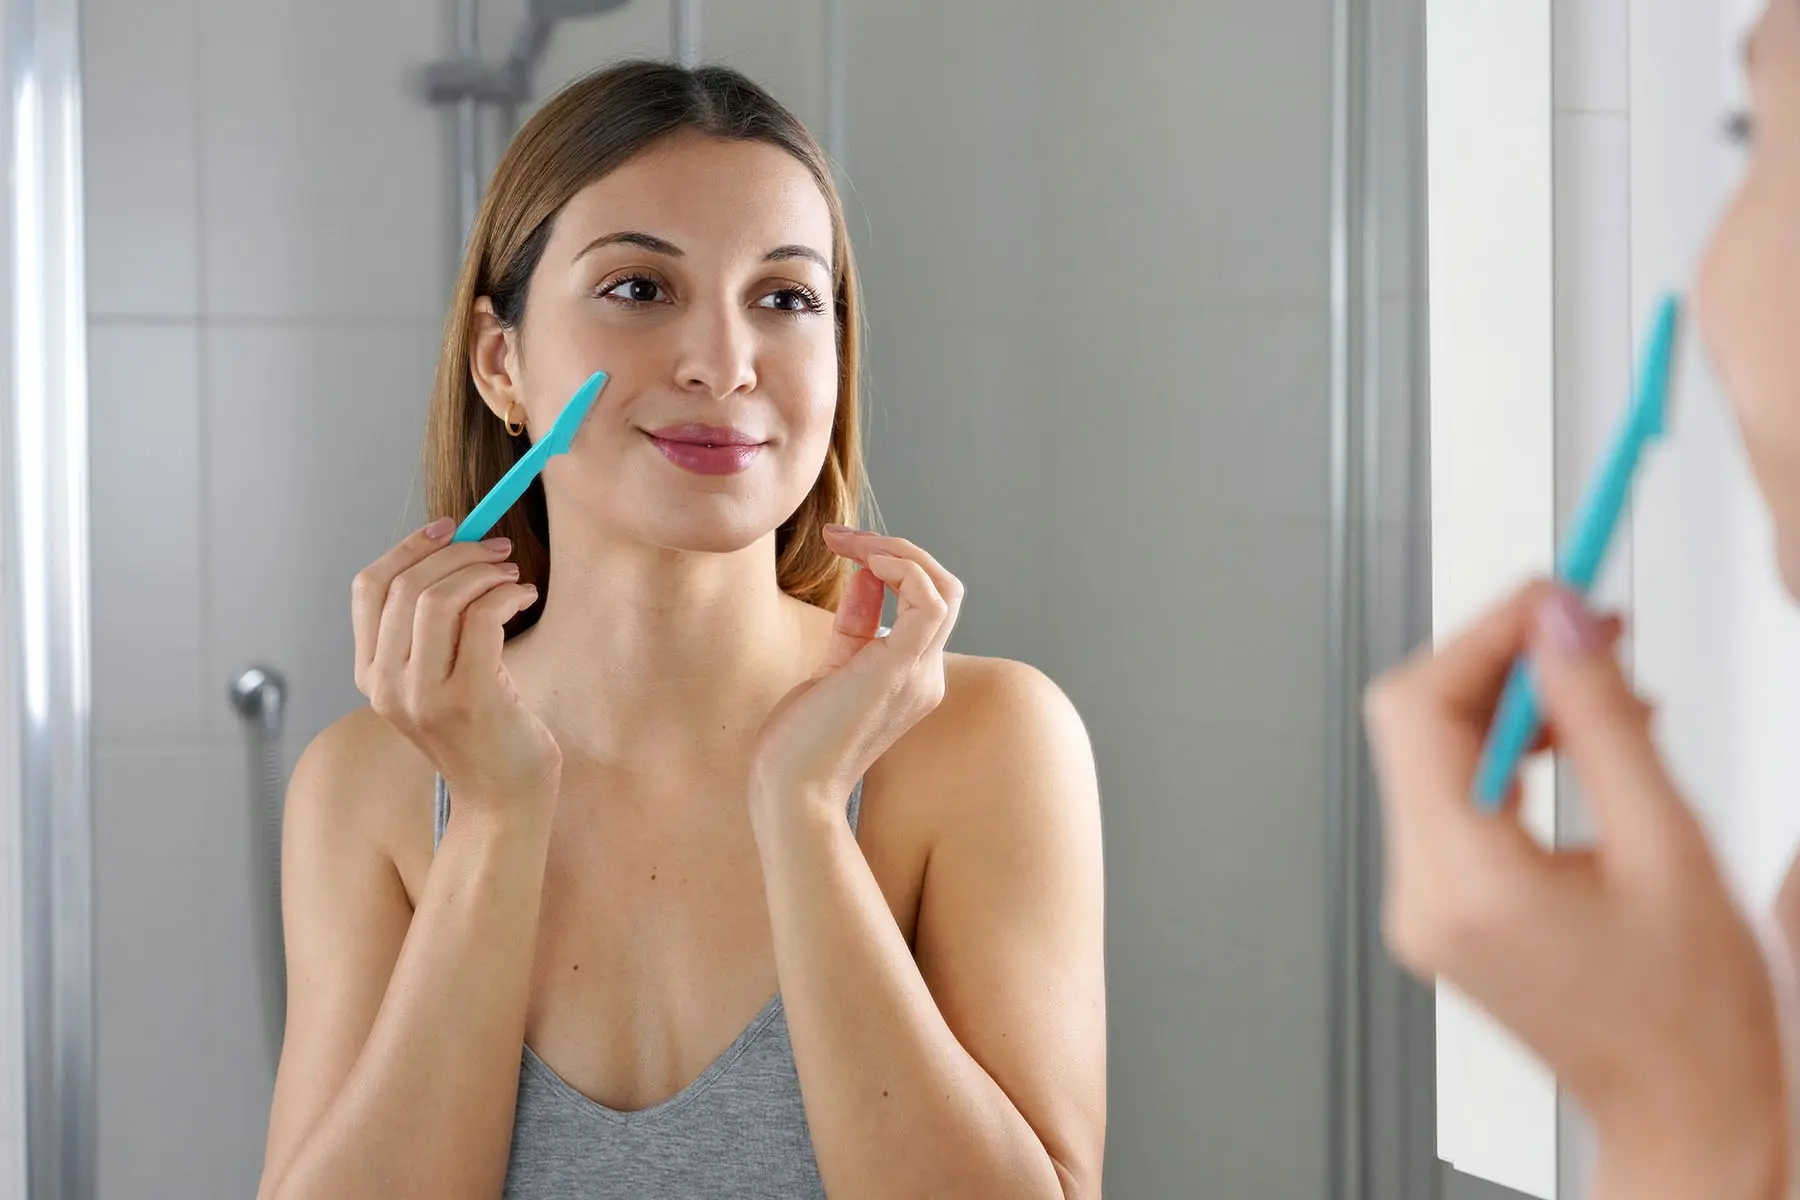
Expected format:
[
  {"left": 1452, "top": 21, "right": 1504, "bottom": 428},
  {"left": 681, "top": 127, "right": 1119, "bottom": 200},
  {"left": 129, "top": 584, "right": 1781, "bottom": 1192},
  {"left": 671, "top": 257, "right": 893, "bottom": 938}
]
[
  {"left": 260, "top": 519, "right": 561, "bottom": 1198},
  {"left": 759, "top": 658, "right": 1106, "bottom": 1199},
  {"left": 256, "top": 712, "right": 556, "bottom": 1200}
]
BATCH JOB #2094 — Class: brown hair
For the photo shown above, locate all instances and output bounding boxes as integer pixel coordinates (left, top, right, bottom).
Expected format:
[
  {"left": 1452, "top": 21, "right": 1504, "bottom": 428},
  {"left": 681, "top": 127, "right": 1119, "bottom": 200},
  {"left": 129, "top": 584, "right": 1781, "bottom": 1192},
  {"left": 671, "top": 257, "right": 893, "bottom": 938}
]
[{"left": 423, "top": 61, "right": 866, "bottom": 635}]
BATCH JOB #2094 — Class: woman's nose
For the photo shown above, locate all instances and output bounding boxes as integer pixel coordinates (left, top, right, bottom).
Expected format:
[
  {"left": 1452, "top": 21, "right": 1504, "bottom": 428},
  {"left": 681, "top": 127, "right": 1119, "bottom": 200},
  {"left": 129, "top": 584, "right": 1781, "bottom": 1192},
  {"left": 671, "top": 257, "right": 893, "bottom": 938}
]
[{"left": 673, "top": 302, "right": 758, "bottom": 400}]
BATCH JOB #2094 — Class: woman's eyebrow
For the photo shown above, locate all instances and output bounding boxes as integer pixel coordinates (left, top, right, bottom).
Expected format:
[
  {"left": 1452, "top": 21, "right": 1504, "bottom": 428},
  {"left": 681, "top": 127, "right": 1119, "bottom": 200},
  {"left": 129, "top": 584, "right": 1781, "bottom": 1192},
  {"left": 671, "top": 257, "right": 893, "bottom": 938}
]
[
  {"left": 764, "top": 243, "right": 831, "bottom": 273},
  {"left": 573, "top": 230, "right": 683, "bottom": 264}
]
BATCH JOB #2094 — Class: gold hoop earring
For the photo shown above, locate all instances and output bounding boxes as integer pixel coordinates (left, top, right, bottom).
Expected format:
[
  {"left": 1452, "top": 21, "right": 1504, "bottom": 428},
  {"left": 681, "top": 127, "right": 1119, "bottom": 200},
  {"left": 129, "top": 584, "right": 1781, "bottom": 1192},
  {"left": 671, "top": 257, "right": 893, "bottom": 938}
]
[{"left": 504, "top": 401, "right": 525, "bottom": 437}]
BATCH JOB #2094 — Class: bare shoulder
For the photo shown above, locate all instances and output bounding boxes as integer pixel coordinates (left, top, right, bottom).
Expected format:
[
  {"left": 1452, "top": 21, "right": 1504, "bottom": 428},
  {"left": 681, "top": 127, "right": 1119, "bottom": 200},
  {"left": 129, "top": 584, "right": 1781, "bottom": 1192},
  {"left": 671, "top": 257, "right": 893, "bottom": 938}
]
[
  {"left": 287, "top": 706, "right": 437, "bottom": 895},
  {"left": 935, "top": 652, "right": 1092, "bottom": 762},
  {"left": 870, "top": 652, "right": 1099, "bottom": 842}
]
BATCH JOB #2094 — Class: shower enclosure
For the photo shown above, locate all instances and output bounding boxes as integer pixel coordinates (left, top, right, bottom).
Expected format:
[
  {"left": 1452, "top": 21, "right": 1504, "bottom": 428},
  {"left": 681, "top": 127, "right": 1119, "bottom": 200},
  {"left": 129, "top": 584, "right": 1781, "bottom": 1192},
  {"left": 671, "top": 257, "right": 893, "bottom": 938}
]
[{"left": 0, "top": 1, "right": 1435, "bottom": 1196}]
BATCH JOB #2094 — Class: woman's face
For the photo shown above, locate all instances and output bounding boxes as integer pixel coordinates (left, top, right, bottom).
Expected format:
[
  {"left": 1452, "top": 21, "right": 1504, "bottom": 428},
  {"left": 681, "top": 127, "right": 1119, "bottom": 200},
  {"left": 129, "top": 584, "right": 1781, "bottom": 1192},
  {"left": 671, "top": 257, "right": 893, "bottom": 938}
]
[
  {"left": 474, "top": 131, "right": 840, "bottom": 556},
  {"left": 1698, "top": 0, "right": 1800, "bottom": 594}
]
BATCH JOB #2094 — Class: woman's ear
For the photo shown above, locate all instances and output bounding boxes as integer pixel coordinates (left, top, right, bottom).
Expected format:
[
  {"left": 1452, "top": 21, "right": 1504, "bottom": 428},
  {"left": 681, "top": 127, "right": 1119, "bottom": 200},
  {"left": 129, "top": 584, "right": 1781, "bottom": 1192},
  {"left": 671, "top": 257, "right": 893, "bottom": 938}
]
[{"left": 469, "top": 296, "right": 522, "bottom": 422}]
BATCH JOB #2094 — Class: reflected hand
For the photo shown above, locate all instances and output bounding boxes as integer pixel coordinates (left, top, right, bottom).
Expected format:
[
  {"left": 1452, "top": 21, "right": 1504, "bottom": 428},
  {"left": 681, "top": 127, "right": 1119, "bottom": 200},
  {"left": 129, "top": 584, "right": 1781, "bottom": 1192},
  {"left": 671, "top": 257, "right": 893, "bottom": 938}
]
[
  {"left": 1363, "top": 581, "right": 1786, "bottom": 1200},
  {"left": 748, "top": 527, "right": 964, "bottom": 832},
  {"left": 352, "top": 518, "right": 562, "bottom": 818}
]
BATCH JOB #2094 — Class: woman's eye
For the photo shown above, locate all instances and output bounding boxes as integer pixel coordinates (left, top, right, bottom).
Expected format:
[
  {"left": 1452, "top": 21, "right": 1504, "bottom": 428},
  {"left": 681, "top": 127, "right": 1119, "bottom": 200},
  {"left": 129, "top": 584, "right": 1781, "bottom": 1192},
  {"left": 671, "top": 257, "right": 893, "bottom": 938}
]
[
  {"left": 756, "top": 286, "right": 825, "bottom": 314},
  {"left": 602, "top": 276, "right": 666, "bottom": 304}
]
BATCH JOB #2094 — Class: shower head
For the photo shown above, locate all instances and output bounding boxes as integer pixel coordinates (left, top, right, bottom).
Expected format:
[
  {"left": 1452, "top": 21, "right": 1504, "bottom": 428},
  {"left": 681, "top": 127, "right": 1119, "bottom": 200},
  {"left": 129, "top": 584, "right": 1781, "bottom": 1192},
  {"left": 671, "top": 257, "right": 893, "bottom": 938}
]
[
  {"left": 504, "top": 0, "right": 634, "bottom": 95},
  {"left": 422, "top": 0, "right": 635, "bottom": 107},
  {"left": 528, "top": 0, "right": 632, "bottom": 18}
]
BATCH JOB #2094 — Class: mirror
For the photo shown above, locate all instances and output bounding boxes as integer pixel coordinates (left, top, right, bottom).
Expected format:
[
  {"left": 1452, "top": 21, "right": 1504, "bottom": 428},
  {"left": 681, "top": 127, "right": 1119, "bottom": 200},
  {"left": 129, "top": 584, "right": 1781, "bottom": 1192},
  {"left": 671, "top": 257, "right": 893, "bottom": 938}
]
[
  {"left": 1424, "top": 1, "right": 1800, "bottom": 1197},
  {"left": 22, "top": 0, "right": 1435, "bottom": 1195}
]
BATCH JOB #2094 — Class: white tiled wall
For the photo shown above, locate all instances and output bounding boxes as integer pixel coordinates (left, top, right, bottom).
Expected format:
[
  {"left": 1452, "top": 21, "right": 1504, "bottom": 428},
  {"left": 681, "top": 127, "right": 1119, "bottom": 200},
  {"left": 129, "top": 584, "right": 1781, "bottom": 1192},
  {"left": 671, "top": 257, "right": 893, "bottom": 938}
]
[
  {"left": 87, "top": 327, "right": 207, "bottom": 744},
  {"left": 197, "top": 0, "right": 449, "bottom": 321},
  {"left": 81, "top": 0, "right": 200, "bottom": 318},
  {"left": 200, "top": 325, "right": 437, "bottom": 745},
  {"left": 1554, "top": 2, "right": 1634, "bottom": 624},
  {"left": 79, "top": 0, "right": 505, "bottom": 1191}
]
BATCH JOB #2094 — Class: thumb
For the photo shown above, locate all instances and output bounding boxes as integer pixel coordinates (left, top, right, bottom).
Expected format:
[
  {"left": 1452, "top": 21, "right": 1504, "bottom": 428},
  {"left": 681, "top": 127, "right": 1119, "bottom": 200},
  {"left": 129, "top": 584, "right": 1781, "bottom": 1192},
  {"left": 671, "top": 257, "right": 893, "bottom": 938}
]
[
  {"left": 1530, "top": 586, "right": 1690, "bottom": 859},
  {"left": 819, "top": 564, "right": 884, "bottom": 674}
]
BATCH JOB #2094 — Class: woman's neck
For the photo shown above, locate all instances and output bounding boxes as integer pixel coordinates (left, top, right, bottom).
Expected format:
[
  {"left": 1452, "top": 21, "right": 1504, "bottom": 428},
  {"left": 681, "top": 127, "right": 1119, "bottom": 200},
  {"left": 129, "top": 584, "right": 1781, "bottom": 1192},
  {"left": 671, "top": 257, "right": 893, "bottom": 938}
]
[{"left": 506, "top": 530, "right": 826, "bottom": 771}]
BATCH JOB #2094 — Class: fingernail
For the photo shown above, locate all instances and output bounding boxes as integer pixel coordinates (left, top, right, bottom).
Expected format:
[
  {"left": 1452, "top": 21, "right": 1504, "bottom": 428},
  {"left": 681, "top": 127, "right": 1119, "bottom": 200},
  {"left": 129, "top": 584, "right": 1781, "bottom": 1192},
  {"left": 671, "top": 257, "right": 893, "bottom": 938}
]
[
  {"left": 424, "top": 517, "right": 455, "bottom": 540},
  {"left": 501, "top": 562, "right": 521, "bottom": 578},
  {"left": 482, "top": 537, "right": 511, "bottom": 553},
  {"left": 522, "top": 584, "right": 539, "bottom": 600},
  {"left": 823, "top": 524, "right": 855, "bottom": 535},
  {"left": 1536, "top": 589, "right": 1604, "bottom": 657}
]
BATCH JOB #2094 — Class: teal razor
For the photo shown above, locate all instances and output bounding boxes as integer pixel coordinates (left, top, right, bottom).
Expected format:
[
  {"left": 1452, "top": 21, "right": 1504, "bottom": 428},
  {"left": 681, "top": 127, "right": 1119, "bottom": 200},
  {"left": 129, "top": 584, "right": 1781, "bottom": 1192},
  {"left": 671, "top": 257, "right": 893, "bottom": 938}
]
[
  {"left": 453, "top": 369, "right": 608, "bottom": 543},
  {"left": 1471, "top": 293, "right": 1681, "bottom": 810}
]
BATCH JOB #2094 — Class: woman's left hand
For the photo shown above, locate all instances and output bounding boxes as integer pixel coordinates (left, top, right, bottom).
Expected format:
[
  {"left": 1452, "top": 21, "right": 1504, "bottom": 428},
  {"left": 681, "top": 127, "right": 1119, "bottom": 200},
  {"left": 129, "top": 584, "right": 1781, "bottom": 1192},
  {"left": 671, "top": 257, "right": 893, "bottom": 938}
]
[{"left": 748, "top": 526, "right": 964, "bottom": 832}]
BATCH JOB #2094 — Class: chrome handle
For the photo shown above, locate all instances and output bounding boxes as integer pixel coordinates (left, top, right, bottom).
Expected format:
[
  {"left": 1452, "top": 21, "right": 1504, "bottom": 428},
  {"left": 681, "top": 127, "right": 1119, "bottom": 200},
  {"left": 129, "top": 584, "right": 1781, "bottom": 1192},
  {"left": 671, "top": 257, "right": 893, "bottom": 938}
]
[{"left": 230, "top": 665, "right": 286, "bottom": 732}]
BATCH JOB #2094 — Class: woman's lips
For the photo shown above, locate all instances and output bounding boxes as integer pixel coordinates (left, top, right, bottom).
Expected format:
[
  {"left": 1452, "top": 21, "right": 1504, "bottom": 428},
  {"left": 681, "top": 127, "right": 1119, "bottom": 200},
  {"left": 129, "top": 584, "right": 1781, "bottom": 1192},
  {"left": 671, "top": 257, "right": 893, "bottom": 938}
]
[{"left": 644, "top": 425, "right": 765, "bottom": 475}]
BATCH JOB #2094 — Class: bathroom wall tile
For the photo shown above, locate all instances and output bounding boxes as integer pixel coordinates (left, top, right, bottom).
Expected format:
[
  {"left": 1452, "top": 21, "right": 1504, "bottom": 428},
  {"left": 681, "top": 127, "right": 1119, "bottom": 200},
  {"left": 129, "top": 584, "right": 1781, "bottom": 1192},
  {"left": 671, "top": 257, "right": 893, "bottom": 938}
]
[
  {"left": 88, "top": 325, "right": 207, "bottom": 743},
  {"left": 1554, "top": 112, "right": 1633, "bottom": 614},
  {"left": 1046, "top": 300, "right": 1332, "bottom": 527},
  {"left": 200, "top": 743, "right": 278, "bottom": 1197},
  {"left": 202, "top": 323, "right": 436, "bottom": 755},
  {"left": 1048, "top": 0, "right": 1333, "bottom": 306},
  {"left": 705, "top": 0, "right": 828, "bottom": 135},
  {"left": 198, "top": 0, "right": 450, "bottom": 319},
  {"left": 95, "top": 743, "right": 278, "bottom": 1198},
  {"left": 1047, "top": 515, "right": 1331, "bottom": 744},
  {"left": 94, "top": 748, "right": 218, "bottom": 1198},
  {"left": 82, "top": 0, "right": 201, "bottom": 316},
  {"left": 1103, "top": 725, "right": 1327, "bottom": 1199}
]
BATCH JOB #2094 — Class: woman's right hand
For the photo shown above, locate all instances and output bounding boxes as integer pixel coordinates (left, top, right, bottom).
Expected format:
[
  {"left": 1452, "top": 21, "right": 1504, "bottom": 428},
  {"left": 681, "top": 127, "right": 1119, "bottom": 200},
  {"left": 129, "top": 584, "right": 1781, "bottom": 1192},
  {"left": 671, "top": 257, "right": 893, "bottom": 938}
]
[
  {"left": 352, "top": 517, "right": 561, "bottom": 816},
  {"left": 1364, "top": 582, "right": 1788, "bottom": 1200}
]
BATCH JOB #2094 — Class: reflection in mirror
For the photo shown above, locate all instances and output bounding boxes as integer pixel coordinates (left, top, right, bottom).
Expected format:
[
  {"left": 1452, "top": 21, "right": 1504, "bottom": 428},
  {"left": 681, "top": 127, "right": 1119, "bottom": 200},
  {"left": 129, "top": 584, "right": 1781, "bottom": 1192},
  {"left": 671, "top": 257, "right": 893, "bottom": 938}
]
[{"left": 42, "top": 1, "right": 1430, "bottom": 1197}]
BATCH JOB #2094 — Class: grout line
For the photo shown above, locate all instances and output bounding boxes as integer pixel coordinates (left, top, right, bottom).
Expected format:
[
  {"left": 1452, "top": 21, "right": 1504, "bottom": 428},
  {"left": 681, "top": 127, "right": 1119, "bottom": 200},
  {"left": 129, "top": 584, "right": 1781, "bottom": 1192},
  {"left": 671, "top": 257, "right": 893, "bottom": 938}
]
[
  {"left": 1551, "top": 105, "right": 1631, "bottom": 119},
  {"left": 87, "top": 313, "right": 202, "bottom": 327},
  {"left": 89, "top": 313, "right": 443, "bottom": 329},
  {"left": 93, "top": 736, "right": 242, "bottom": 761}
]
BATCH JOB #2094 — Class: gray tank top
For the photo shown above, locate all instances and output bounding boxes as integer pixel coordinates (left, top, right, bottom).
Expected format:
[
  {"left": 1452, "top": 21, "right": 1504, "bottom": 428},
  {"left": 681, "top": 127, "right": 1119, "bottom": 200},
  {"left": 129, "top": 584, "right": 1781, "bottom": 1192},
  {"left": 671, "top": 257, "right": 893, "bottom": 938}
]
[{"left": 432, "top": 776, "right": 862, "bottom": 1199}]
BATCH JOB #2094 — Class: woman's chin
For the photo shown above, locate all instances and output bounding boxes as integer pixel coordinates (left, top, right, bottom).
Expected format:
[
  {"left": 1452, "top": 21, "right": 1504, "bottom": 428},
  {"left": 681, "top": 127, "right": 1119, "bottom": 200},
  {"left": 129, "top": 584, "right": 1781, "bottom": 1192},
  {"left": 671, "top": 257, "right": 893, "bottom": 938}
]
[
  {"left": 635, "top": 512, "right": 784, "bottom": 557},
  {"left": 553, "top": 484, "right": 802, "bottom": 558}
]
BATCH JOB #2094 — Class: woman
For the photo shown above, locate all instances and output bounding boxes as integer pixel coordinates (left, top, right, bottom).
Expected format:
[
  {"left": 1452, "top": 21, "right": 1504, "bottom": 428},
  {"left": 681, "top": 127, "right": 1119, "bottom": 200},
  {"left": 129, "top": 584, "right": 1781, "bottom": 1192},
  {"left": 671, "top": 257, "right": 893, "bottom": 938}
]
[
  {"left": 255, "top": 63, "right": 1106, "bottom": 1199},
  {"left": 1365, "top": 1, "right": 1800, "bottom": 1197}
]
